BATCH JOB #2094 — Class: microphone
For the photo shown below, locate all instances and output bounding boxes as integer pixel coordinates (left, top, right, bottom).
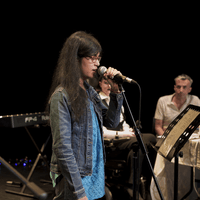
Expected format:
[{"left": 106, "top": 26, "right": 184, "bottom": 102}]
[{"left": 98, "top": 66, "right": 137, "bottom": 84}]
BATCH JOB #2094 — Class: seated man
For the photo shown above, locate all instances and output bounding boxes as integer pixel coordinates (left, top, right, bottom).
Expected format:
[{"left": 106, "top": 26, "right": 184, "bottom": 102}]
[
  {"left": 154, "top": 74, "right": 200, "bottom": 136},
  {"left": 97, "top": 76, "right": 156, "bottom": 199}
]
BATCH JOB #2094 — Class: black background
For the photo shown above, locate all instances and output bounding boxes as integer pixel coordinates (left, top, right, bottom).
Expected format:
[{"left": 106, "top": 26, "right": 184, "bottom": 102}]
[{"left": 1, "top": 4, "right": 199, "bottom": 160}]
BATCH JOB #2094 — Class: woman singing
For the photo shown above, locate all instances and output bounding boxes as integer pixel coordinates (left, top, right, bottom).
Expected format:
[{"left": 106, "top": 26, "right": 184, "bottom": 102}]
[{"left": 47, "top": 31, "right": 123, "bottom": 200}]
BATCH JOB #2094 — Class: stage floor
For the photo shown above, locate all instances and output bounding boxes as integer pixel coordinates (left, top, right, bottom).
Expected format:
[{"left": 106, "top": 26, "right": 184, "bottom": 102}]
[
  {"left": 0, "top": 164, "right": 54, "bottom": 200},
  {"left": 0, "top": 162, "right": 146, "bottom": 200}
]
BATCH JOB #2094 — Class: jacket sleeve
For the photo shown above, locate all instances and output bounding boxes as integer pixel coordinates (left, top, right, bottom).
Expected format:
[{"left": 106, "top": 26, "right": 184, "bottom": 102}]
[
  {"left": 102, "top": 92, "right": 123, "bottom": 128},
  {"left": 50, "top": 91, "right": 86, "bottom": 199}
]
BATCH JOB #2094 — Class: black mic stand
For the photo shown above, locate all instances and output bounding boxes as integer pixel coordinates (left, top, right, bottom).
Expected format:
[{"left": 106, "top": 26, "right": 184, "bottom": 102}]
[{"left": 119, "top": 84, "right": 164, "bottom": 200}]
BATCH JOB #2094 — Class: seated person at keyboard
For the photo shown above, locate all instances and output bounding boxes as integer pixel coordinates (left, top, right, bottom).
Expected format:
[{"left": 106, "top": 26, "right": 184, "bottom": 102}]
[
  {"left": 96, "top": 75, "right": 157, "bottom": 199},
  {"left": 154, "top": 74, "right": 200, "bottom": 136}
]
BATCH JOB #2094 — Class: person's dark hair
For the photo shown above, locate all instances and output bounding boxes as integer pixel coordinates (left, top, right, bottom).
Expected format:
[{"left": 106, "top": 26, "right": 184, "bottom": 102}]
[
  {"left": 47, "top": 31, "right": 102, "bottom": 121},
  {"left": 94, "top": 75, "right": 107, "bottom": 91}
]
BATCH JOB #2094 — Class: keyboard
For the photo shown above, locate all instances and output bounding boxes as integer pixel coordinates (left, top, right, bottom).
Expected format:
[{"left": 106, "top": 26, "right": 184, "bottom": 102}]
[{"left": 0, "top": 112, "right": 49, "bottom": 128}]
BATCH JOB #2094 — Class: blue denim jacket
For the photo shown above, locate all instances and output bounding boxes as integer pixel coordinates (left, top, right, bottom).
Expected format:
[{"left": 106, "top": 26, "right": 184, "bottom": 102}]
[{"left": 49, "top": 81, "right": 123, "bottom": 199}]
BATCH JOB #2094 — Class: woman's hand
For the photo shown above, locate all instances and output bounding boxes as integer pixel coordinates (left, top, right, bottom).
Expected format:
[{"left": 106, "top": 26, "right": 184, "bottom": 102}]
[
  {"left": 105, "top": 67, "right": 122, "bottom": 79},
  {"left": 104, "top": 67, "right": 122, "bottom": 93},
  {"left": 78, "top": 196, "right": 88, "bottom": 200}
]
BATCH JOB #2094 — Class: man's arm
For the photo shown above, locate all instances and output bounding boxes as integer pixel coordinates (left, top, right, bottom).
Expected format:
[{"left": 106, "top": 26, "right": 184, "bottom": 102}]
[
  {"left": 155, "top": 119, "right": 164, "bottom": 136},
  {"left": 154, "top": 97, "right": 165, "bottom": 136}
]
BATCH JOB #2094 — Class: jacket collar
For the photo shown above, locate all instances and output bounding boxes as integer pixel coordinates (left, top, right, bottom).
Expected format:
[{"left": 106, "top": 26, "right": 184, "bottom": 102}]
[
  {"left": 84, "top": 80, "right": 91, "bottom": 90},
  {"left": 84, "top": 81, "right": 100, "bottom": 101}
]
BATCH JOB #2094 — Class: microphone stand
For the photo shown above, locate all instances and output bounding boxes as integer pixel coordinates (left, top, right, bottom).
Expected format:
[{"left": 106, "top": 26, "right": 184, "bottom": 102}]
[{"left": 119, "top": 84, "right": 164, "bottom": 200}]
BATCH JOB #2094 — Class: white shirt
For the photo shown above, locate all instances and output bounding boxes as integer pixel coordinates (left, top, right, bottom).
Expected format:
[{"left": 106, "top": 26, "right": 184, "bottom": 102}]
[
  {"left": 155, "top": 94, "right": 200, "bottom": 130},
  {"left": 99, "top": 91, "right": 110, "bottom": 107},
  {"left": 99, "top": 91, "right": 133, "bottom": 138}
]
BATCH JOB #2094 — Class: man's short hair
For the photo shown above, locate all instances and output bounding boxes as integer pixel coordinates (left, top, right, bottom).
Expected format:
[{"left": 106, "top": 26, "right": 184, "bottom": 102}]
[{"left": 174, "top": 74, "right": 193, "bottom": 86}]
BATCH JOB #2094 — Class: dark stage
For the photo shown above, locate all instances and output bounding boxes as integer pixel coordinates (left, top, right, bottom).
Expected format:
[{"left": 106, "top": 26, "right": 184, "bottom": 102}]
[
  {"left": 0, "top": 162, "right": 137, "bottom": 200},
  {"left": 1, "top": 9, "right": 199, "bottom": 133},
  {"left": 1, "top": 157, "right": 200, "bottom": 200},
  {"left": 1, "top": 4, "right": 200, "bottom": 200},
  {"left": 0, "top": 164, "right": 54, "bottom": 200}
]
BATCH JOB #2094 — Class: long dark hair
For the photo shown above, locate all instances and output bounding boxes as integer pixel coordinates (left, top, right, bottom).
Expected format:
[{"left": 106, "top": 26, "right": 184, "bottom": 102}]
[{"left": 47, "top": 31, "right": 102, "bottom": 121}]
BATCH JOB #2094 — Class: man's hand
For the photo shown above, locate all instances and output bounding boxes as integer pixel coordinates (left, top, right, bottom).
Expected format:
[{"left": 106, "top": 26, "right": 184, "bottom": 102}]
[{"left": 155, "top": 119, "right": 164, "bottom": 136}]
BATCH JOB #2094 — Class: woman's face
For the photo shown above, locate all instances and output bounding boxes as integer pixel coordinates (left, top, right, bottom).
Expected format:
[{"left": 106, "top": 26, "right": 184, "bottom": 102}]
[
  {"left": 81, "top": 53, "right": 101, "bottom": 80},
  {"left": 99, "top": 79, "right": 111, "bottom": 96}
]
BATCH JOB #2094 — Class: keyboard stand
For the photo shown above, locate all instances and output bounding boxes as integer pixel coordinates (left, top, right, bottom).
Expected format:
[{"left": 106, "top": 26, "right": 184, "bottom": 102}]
[
  {"left": 0, "top": 156, "right": 47, "bottom": 200},
  {"left": 5, "top": 126, "right": 51, "bottom": 199}
]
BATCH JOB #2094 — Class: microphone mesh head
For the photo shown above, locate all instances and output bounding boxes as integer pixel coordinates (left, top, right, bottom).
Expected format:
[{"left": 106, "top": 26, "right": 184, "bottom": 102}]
[{"left": 98, "top": 66, "right": 107, "bottom": 76}]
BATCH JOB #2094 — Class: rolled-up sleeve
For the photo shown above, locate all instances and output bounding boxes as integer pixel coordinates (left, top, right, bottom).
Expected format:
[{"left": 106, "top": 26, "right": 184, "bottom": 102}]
[{"left": 154, "top": 97, "right": 164, "bottom": 120}]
